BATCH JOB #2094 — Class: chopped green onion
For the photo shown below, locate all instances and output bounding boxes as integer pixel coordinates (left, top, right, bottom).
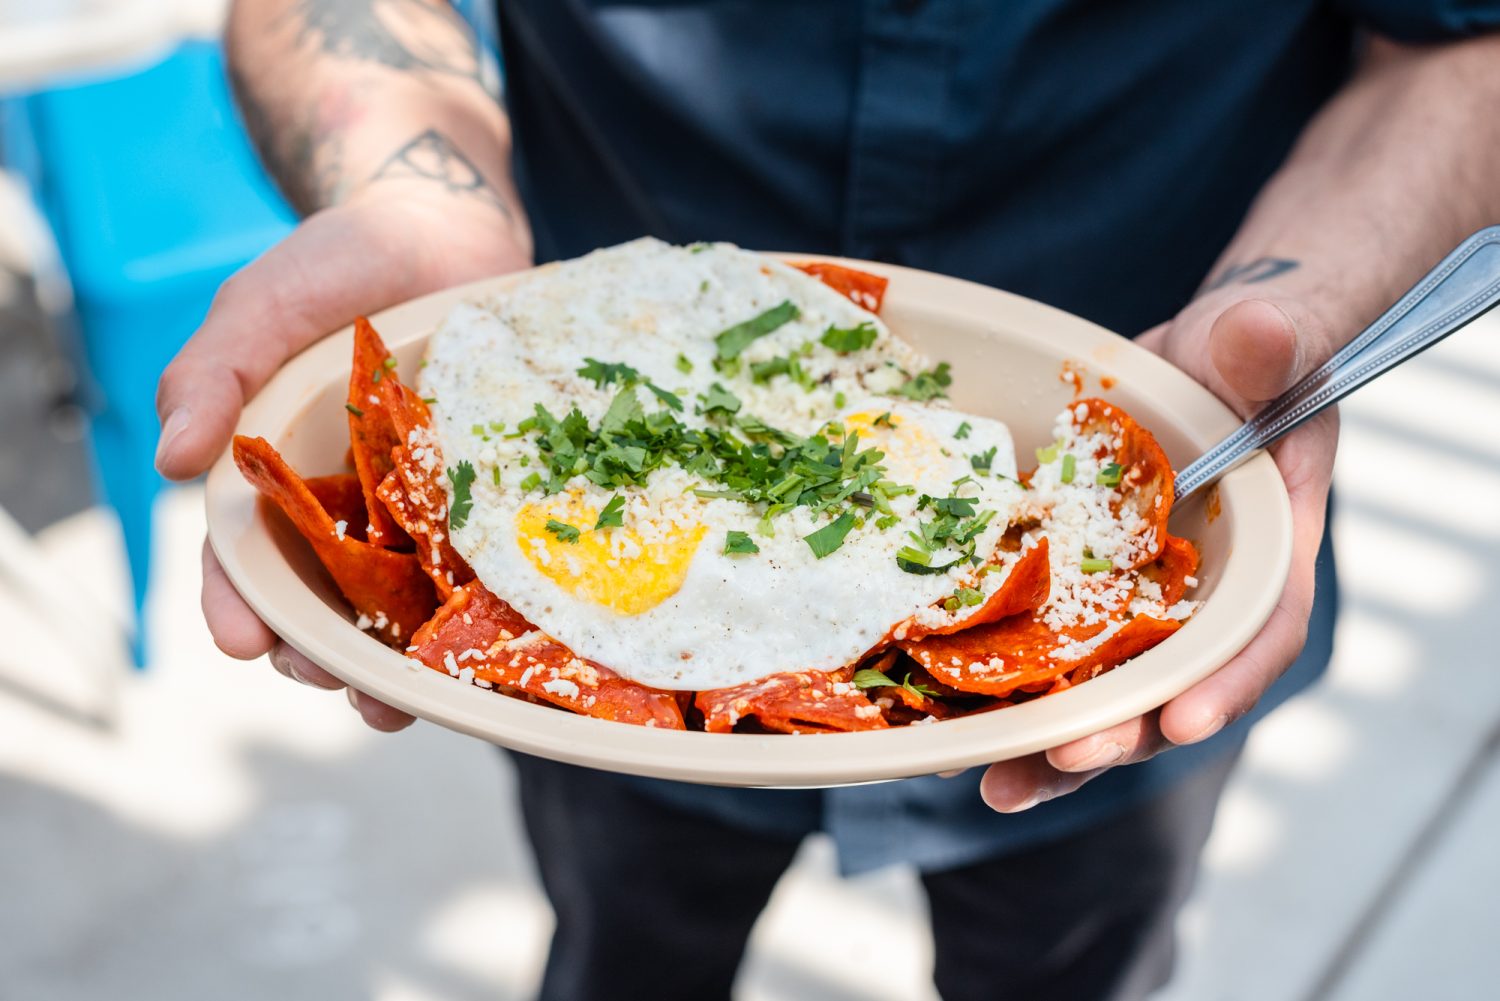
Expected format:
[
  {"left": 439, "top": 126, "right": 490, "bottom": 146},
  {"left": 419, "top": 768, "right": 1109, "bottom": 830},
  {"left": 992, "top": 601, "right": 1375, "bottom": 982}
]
[
  {"left": 1035, "top": 443, "right": 1059, "bottom": 463},
  {"left": 383, "top": 356, "right": 398, "bottom": 370},
  {"left": 714, "top": 300, "right": 800, "bottom": 361},
  {"left": 675, "top": 353, "right": 694, "bottom": 374},
  {"left": 954, "top": 421, "right": 972, "bottom": 440},
  {"left": 519, "top": 471, "right": 542, "bottom": 492},
  {"left": 723, "top": 530, "right": 760, "bottom": 555},
  {"left": 833, "top": 390, "right": 847, "bottom": 409},
  {"left": 1060, "top": 453, "right": 1076, "bottom": 484},
  {"left": 345, "top": 403, "right": 364, "bottom": 417},
  {"left": 1081, "top": 557, "right": 1112, "bottom": 574},
  {"left": 491, "top": 466, "right": 501, "bottom": 486}
]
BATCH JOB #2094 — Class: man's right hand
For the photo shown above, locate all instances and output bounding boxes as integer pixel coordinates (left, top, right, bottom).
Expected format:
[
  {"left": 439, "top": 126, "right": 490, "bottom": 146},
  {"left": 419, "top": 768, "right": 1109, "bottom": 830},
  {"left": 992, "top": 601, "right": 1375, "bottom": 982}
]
[{"left": 156, "top": 189, "right": 532, "bottom": 731}]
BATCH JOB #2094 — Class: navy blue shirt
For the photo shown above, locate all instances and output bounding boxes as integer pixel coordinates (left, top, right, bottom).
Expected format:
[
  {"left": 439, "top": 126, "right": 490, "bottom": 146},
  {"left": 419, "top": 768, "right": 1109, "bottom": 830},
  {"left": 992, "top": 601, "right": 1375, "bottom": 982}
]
[{"left": 493, "top": 0, "right": 1499, "bottom": 873}]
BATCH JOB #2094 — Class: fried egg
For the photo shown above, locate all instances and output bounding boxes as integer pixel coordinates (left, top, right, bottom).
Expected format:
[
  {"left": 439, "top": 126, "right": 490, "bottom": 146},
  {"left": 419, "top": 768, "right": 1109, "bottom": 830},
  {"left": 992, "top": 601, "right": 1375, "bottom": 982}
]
[{"left": 420, "top": 239, "right": 1025, "bottom": 690}]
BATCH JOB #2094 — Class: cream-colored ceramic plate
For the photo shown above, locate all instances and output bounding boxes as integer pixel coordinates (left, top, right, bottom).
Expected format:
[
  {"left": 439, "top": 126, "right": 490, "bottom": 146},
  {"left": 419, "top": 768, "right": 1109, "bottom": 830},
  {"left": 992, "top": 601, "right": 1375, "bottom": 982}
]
[{"left": 205, "top": 255, "right": 1292, "bottom": 788}]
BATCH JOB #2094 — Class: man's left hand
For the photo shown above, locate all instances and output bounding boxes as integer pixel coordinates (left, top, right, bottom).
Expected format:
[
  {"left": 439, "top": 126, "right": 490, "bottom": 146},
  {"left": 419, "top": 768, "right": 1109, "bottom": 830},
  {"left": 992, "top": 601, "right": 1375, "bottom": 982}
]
[{"left": 979, "top": 292, "right": 1340, "bottom": 812}]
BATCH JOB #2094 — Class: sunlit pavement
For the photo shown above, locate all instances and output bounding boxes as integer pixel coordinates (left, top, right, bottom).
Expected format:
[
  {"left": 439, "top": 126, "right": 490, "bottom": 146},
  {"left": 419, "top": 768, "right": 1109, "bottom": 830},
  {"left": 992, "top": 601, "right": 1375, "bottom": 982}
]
[{"left": 1, "top": 311, "right": 1497, "bottom": 1000}]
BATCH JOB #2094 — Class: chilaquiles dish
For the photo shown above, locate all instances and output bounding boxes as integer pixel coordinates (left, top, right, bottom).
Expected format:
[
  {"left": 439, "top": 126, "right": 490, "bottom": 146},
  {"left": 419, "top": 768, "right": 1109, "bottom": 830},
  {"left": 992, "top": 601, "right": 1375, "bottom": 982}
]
[{"left": 235, "top": 240, "right": 1200, "bottom": 733}]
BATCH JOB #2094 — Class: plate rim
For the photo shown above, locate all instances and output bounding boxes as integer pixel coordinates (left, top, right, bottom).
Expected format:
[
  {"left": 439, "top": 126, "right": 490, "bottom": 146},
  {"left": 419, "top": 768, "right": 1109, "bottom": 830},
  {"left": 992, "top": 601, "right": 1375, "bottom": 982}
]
[{"left": 204, "top": 252, "right": 1292, "bottom": 787}]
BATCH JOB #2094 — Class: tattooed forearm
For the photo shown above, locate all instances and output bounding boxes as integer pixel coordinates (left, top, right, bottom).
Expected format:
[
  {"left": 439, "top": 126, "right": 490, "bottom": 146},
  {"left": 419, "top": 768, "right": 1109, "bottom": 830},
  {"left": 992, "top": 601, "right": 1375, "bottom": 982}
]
[
  {"left": 229, "top": 61, "right": 347, "bottom": 216},
  {"left": 1202, "top": 257, "right": 1301, "bottom": 293},
  {"left": 290, "top": 0, "right": 481, "bottom": 82},
  {"left": 371, "top": 129, "right": 515, "bottom": 220}
]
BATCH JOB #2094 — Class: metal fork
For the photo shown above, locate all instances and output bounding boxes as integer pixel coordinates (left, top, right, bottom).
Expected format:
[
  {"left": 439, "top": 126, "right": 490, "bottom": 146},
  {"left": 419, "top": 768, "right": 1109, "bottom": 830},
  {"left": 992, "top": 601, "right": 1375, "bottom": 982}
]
[{"left": 1174, "top": 225, "right": 1500, "bottom": 502}]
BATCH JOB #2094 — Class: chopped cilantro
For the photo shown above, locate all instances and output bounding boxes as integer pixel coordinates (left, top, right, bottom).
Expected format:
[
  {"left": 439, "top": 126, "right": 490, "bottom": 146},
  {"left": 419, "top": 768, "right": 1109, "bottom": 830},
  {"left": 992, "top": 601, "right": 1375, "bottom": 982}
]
[
  {"left": 954, "top": 421, "right": 972, "bottom": 440},
  {"left": 714, "top": 301, "right": 800, "bottom": 361},
  {"left": 647, "top": 383, "right": 684, "bottom": 411},
  {"left": 594, "top": 494, "right": 625, "bottom": 530},
  {"left": 546, "top": 519, "right": 581, "bottom": 544},
  {"left": 892, "top": 362, "right": 952, "bottom": 401},
  {"left": 803, "top": 511, "right": 856, "bottom": 558},
  {"left": 675, "top": 353, "right": 694, "bottom": 374},
  {"left": 971, "top": 446, "right": 997, "bottom": 475},
  {"left": 699, "top": 383, "right": 742, "bottom": 416},
  {"left": 576, "top": 358, "right": 642, "bottom": 389},
  {"left": 446, "top": 461, "right": 476, "bottom": 531},
  {"left": 820, "top": 321, "right": 878, "bottom": 354},
  {"left": 853, "top": 668, "right": 899, "bottom": 690},
  {"left": 873, "top": 412, "right": 896, "bottom": 428},
  {"left": 1096, "top": 462, "right": 1124, "bottom": 487},
  {"left": 723, "top": 530, "right": 760, "bottom": 555}
]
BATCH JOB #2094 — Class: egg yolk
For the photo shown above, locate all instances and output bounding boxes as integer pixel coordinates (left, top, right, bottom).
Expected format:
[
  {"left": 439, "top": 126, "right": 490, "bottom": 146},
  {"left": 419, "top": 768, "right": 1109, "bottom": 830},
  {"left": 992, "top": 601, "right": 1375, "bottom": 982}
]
[
  {"left": 514, "top": 496, "right": 705, "bottom": 615},
  {"left": 842, "top": 410, "right": 945, "bottom": 480}
]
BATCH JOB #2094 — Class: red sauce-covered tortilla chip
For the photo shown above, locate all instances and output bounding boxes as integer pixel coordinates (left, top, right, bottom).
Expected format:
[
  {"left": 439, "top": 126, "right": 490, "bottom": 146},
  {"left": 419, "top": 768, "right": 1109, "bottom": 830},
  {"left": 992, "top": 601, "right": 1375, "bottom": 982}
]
[
  {"left": 233, "top": 435, "right": 437, "bottom": 643},
  {"left": 899, "top": 538, "right": 1051, "bottom": 640},
  {"left": 377, "top": 453, "right": 473, "bottom": 598},
  {"left": 1065, "top": 398, "right": 1174, "bottom": 567},
  {"left": 900, "top": 601, "right": 1182, "bottom": 699},
  {"left": 367, "top": 365, "right": 473, "bottom": 597},
  {"left": 791, "top": 262, "right": 889, "bottom": 313},
  {"left": 1144, "top": 534, "right": 1199, "bottom": 605},
  {"left": 304, "top": 473, "right": 367, "bottom": 542},
  {"left": 348, "top": 317, "right": 412, "bottom": 549},
  {"left": 409, "top": 583, "right": 685, "bottom": 730},
  {"left": 696, "top": 666, "right": 888, "bottom": 734}
]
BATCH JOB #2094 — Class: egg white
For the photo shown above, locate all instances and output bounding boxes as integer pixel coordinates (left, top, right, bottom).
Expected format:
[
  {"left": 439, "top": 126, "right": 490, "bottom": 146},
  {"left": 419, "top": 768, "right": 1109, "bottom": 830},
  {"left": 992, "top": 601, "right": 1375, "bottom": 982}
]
[{"left": 420, "top": 238, "right": 1024, "bottom": 690}]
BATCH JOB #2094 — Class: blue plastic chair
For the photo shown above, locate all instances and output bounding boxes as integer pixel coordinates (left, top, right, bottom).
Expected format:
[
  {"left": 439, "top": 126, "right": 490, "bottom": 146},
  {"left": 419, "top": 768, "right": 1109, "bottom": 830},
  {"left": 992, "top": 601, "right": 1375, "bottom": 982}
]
[{"left": 3, "top": 41, "right": 297, "bottom": 663}]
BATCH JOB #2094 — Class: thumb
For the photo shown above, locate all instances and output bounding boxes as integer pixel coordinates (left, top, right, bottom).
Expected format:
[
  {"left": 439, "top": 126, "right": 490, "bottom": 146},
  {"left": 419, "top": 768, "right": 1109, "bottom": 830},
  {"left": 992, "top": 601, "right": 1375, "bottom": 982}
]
[
  {"left": 154, "top": 207, "right": 420, "bottom": 481},
  {"left": 1208, "top": 298, "right": 1328, "bottom": 405}
]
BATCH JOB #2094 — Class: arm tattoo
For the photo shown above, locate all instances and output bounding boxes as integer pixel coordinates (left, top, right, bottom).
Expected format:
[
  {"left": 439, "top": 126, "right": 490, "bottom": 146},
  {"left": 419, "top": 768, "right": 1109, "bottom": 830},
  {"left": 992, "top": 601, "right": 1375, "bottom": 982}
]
[
  {"left": 371, "top": 129, "right": 515, "bottom": 221},
  {"left": 229, "top": 62, "right": 346, "bottom": 216},
  {"left": 1202, "top": 257, "right": 1301, "bottom": 293},
  {"left": 291, "top": 0, "right": 482, "bottom": 82}
]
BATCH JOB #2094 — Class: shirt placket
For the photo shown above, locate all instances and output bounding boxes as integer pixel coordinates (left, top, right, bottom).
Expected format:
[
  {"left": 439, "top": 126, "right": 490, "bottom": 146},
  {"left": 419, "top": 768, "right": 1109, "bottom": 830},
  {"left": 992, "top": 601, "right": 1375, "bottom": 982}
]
[{"left": 841, "top": 0, "right": 964, "bottom": 264}]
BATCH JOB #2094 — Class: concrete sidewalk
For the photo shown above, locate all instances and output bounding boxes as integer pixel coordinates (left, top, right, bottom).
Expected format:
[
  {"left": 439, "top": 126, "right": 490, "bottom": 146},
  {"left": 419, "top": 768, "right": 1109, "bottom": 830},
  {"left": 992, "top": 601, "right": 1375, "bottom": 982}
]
[{"left": 0, "top": 311, "right": 1497, "bottom": 1000}]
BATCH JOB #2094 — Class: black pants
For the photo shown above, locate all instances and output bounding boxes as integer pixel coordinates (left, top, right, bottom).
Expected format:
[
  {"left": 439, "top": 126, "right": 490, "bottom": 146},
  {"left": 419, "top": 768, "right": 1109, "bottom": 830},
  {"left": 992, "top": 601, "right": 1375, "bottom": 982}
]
[{"left": 512, "top": 748, "right": 1241, "bottom": 1001}]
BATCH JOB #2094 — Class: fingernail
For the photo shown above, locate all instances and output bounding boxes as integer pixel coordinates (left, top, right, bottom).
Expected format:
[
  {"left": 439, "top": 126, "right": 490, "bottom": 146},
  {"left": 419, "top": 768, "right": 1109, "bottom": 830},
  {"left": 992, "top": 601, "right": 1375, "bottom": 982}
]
[
  {"left": 1072, "top": 741, "right": 1127, "bottom": 770},
  {"left": 998, "top": 786, "right": 1054, "bottom": 814},
  {"left": 1184, "top": 714, "right": 1228, "bottom": 744},
  {"left": 289, "top": 659, "right": 337, "bottom": 690},
  {"left": 155, "top": 407, "right": 190, "bottom": 473}
]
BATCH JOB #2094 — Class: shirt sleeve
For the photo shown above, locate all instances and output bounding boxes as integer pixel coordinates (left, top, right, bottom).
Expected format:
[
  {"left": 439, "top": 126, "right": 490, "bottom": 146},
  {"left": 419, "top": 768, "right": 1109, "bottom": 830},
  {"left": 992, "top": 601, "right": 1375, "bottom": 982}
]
[{"left": 1337, "top": 0, "right": 1500, "bottom": 42}]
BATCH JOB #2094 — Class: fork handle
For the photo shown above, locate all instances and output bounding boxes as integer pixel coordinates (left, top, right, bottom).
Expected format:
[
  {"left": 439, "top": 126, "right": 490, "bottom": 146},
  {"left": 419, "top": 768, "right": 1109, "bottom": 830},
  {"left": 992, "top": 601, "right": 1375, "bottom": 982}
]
[{"left": 1174, "top": 225, "right": 1500, "bottom": 502}]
